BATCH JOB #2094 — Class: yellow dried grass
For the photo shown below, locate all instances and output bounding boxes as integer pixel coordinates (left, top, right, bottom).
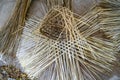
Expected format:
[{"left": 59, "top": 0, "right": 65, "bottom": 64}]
[{"left": 0, "top": 0, "right": 31, "bottom": 58}]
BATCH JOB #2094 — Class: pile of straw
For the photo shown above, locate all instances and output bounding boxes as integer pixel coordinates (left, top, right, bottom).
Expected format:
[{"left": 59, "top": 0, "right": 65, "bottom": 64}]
[
  {"left": 0, "top": 0, "right": 31, "bottom": 58},
  {"left": 0, "top": 0, "right": 119, "bottom": 80},
  {"left": 18, "top": 0, "right": 119, "bottom": 79}
]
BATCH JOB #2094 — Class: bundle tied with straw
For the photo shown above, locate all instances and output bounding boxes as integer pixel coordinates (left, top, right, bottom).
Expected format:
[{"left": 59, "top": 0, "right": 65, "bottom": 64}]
[
  {"left": 17, "top": 0, "right": 119, "bottom": 80},
  {"left": 0, "top": 0, "right": 31, "bottom": 58}
]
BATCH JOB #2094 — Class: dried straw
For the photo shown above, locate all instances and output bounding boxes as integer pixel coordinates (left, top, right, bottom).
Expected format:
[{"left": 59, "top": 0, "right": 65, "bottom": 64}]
[
  {"left": 18, "top": 0, "right": 118, "bottom": 79},
  {"left": 0, "top": 0, "right": 31, "bottom": 58},
  {"left": 45, "top": 0, "right": 73, "bottom": 10},
  {"left": 97, "top": 0, "right": 120, "bottom": 52}
]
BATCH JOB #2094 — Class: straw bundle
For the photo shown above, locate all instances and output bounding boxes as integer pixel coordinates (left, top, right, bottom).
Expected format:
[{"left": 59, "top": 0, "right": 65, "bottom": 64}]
[
  {"left": 17, "top": 0, "right": 119, "bottom": 79},
  {"left": 98, "top": 0, "right": 120, "bottom": 52},
  {"left": 0, "top": 0, "right": 31, "bottom": 58}
]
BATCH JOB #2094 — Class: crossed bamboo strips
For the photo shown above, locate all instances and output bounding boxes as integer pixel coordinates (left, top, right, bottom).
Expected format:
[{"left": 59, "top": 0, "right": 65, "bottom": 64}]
[
  {"left": 0, "top": 0, "right": 31, "bottom": 58},
  {"left": 18, "top": 0, "right": 118, "bottom": 79}
]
